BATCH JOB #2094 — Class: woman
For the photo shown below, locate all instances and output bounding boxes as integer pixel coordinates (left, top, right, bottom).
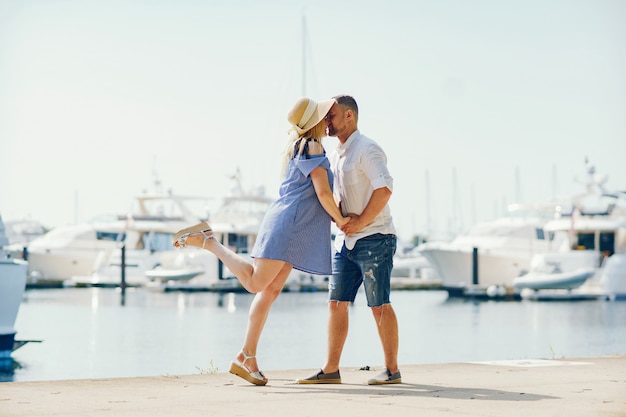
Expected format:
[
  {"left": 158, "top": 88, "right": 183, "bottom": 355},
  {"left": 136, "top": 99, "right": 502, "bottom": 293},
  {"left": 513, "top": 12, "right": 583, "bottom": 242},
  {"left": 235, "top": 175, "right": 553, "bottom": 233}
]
[{"left": 172, "top": 97, "right": 349, "bottom": 386}]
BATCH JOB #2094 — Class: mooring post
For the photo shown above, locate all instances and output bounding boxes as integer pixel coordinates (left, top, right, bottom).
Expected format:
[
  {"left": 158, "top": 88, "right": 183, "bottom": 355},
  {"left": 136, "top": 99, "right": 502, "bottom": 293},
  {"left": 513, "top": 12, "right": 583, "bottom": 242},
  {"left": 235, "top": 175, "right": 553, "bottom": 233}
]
[
  {"left": 120, "top": 244, "right": 127, "bottom": 290},
  {"left": 472, "top": 247, "right": 479, "bottom": 285}
]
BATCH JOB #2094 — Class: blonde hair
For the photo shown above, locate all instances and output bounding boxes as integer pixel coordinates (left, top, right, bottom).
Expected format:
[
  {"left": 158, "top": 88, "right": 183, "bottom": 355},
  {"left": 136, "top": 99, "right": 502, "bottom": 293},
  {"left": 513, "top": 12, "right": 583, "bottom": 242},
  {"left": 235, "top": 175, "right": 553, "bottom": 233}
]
[{"left": 281, "top": 119, "right": 327, "bottom": 177}]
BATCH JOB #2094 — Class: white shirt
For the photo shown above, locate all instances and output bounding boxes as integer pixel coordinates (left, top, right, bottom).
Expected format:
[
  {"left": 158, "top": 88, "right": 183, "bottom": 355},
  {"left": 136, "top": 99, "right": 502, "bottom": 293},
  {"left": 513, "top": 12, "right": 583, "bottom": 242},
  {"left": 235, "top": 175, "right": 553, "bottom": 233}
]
[{"left": 330, "top": 130, "right": 395, "bottom": 251}]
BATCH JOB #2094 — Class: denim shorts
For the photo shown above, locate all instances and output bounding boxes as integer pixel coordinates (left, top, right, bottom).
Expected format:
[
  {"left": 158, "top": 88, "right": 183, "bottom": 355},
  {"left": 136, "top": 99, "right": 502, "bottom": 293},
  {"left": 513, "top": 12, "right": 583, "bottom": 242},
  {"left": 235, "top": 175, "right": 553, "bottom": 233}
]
[{"left": 329, "top": 234, "right": 397, "bottom": 307}]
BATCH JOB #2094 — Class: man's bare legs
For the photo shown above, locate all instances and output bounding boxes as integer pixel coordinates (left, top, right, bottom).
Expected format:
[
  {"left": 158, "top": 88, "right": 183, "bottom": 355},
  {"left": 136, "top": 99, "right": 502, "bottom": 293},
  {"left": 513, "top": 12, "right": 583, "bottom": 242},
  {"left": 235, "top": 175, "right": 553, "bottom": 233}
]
[
  {"left": 321, "top": 301, "right": 350, "bottom": 374},
  {"left": 372, "top": 304, "right": 399, "bottom": 374},
  {"left": 321, "top": 302, "right": 399, "bottom": 375}
]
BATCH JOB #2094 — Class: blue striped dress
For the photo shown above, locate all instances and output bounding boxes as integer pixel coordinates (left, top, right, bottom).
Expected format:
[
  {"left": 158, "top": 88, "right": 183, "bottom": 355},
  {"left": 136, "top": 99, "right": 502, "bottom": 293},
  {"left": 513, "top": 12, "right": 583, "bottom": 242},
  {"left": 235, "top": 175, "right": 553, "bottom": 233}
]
[{"left": 251, "top": 153, "right": 333, "bottom": 275}]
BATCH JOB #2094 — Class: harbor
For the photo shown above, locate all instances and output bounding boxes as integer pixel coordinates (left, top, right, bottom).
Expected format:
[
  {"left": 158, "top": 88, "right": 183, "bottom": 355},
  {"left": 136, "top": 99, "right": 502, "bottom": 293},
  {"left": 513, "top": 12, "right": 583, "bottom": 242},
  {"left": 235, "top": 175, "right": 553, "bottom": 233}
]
[
  {"left": 3, "top": 157, "right": 624, "bottom": 303},
  {"left": 3, "top": 287, "right": 626, "bottom": 384},
  {"left": 2, "top": 158, "right": 626, "bottom": 384}
]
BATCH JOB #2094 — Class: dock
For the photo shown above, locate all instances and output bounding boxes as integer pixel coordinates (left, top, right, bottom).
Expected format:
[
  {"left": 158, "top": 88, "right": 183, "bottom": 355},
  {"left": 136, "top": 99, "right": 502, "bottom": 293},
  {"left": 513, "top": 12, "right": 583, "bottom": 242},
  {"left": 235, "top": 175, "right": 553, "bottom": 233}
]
[
  {"left": 2, "top": 355, "right": 624, "bottom": 416},
  {"left": 157, "top": 277, "right": 442, "bottom": 293}
]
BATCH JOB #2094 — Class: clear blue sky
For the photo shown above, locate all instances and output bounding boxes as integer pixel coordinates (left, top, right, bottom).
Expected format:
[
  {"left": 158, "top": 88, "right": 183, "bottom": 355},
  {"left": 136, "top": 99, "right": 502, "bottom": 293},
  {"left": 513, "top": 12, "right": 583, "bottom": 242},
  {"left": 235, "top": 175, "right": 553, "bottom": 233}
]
[{"left": 1, "top": 0, "right": 625, "bottom": 241}]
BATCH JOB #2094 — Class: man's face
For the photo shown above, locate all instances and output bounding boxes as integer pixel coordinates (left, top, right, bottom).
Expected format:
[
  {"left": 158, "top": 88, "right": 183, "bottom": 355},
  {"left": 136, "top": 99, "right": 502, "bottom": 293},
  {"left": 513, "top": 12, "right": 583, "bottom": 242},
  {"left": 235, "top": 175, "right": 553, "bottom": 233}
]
[{"left": 325, "top": 103, "right": 344, "bottom": 137}]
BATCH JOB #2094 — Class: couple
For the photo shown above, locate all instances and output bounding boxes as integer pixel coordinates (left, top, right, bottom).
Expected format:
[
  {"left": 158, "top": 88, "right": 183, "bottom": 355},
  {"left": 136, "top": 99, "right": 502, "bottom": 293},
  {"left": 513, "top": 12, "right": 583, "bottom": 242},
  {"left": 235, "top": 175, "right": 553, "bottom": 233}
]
[{"left": 173, "top": 95, "right": 401, "bottom": 386}]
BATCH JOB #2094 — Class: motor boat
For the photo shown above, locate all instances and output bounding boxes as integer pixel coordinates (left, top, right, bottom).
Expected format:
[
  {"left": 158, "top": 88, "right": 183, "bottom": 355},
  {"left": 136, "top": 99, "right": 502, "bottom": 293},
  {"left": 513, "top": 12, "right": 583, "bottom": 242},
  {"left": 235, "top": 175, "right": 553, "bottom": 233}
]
[
  {"left": 419, "top": 159, "right": 625, "bottom": 293},
  {"left": 75, "top": 170, "right": 330, "bottom": 292},
  {"left": 19, "top": 178, "right": 213, "bottom": 287},
  {"left": 71, "top": 216, "right": 194, "bottom": 287},
  {"left": 517, "top": 214, "right": 626, "bottom": 300},
  {"left": 418, "top": 202, "right": 561, "bottom": 289},
  {"left": 513, "top": 268, "right": 595, "bottom": 291},
  {"left": 0, "top": 213, "right": 28, "bottom": 358},
  {"left": 19, "top": 220, "right": 128, "bottom": 286},
  {"left": 68, "top": 181, "right": 217, "bottom": 288}
]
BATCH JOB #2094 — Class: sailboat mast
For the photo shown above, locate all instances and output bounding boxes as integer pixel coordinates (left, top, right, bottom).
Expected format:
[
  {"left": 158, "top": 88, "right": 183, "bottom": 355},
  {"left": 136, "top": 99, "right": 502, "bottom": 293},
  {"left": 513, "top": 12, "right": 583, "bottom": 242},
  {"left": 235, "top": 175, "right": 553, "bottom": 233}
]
[{"left": 301, "top": 14, "right": 307, "bottom": 96}]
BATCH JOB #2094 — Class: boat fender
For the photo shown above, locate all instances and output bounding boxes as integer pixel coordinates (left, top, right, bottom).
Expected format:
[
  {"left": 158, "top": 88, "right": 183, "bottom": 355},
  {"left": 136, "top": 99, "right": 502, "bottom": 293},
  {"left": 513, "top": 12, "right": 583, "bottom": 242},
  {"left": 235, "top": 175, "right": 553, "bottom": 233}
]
[{"left": 486, "top": 285, "right": 506, "bottom": 298}]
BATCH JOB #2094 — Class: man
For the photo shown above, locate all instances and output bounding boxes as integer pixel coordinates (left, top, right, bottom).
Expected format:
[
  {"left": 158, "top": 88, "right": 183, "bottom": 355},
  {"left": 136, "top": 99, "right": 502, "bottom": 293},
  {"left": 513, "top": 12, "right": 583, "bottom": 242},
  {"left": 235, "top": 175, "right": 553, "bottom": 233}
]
[{"left": 297, "top": 95, "right": 401, "bottom": 385}]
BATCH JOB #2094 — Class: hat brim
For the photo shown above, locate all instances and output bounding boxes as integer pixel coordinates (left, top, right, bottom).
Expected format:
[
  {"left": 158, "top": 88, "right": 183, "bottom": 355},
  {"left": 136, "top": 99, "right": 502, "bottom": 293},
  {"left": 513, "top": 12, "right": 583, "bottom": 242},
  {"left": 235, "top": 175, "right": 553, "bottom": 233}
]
[{"left": 296, "top": 99, "right": 336, "bottom": 134}]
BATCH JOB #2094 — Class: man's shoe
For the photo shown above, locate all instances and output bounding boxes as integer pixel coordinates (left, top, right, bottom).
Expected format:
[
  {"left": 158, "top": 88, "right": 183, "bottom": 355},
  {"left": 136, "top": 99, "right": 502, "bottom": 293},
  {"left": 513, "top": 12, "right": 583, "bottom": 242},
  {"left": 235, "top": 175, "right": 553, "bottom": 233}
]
[
  {"left": 367, "top": 369, "right": 402, "bottom": 385},
  {"left": 296, "top": 369, "right": 341, "bottom": 384}
]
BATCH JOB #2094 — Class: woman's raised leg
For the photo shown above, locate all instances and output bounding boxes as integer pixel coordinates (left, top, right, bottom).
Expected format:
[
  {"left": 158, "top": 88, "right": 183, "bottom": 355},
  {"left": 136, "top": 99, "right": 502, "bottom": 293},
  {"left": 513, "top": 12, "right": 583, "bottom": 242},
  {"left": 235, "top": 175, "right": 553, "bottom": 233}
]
[{"left": 179, "top": 232, "right": 286, "bottom": 293}]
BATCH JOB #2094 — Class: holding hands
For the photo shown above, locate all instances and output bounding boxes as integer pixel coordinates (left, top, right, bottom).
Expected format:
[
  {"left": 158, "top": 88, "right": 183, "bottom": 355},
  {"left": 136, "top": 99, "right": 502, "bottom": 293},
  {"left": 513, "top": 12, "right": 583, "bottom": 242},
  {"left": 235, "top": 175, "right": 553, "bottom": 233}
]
[{"left": 339, "top": 213, "right": 363, "bottom": 236}]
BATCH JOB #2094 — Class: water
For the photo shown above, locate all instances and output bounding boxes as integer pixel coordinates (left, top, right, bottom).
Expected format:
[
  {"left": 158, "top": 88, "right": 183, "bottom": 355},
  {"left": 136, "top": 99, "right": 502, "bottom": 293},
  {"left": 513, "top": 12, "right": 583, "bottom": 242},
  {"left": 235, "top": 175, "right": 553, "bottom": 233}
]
[{"left": 3, "top": 287, "right": 626, "bottom": 382}]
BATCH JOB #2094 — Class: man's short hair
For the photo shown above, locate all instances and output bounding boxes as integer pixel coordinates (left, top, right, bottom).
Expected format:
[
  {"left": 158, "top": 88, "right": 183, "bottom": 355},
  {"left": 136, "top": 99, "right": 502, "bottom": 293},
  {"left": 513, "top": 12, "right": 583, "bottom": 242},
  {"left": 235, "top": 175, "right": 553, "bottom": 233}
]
[{"left": 333, "top": 95, "right": 358, "bottom": 116}]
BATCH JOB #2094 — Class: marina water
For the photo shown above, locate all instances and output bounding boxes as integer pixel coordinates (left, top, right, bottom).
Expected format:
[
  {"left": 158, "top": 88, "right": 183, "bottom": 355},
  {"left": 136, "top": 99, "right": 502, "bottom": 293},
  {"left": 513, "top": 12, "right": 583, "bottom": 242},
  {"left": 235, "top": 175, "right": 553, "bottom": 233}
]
[{"left": 3, "top": 288, "right": 626, "bottom": 382}]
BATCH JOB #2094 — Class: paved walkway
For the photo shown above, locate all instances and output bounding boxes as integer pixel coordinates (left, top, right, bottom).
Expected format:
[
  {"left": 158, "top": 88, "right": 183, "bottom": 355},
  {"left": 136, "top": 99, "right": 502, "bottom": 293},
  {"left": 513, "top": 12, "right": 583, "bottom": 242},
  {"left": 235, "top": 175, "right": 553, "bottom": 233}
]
[{"left": 1, "top": 356, "right": 624, "bottom": 416}]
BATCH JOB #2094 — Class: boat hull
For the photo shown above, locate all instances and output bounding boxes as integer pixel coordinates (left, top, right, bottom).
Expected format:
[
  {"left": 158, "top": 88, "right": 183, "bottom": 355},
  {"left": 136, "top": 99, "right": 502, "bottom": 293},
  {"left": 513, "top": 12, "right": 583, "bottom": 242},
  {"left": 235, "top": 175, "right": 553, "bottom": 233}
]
[
  {"left": 0, "top": 259, "right": 27, "bottom": 356},
  {"left": 419, "top": 245, "right": 532, "bottom": 287},
  {"left": 145, "top": 267, "right": 205, "bottom": 282},
  {"left": 513, "top": 269, "right": 595, "bottom": 290},
  {"left": 26, "top": 250, "right": 105, "bottom": 284}
]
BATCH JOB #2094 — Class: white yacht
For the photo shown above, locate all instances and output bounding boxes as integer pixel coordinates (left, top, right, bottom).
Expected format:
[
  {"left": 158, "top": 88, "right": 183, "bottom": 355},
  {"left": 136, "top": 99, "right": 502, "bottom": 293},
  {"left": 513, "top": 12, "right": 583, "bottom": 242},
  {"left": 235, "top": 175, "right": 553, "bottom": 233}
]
[
  {"left": 68, "top": 190, "right": 214, "bottom": 288},
  {"left": 20, "top": 181, "right": 212, "bottom": 287},
  {"left": 515, "top": 205, "right": 626, "bottom": 300},
  {"left": 21, "top": 219, "right": 127, "bottom": 286},
  {"left": 418, "top": 202, "right": 560, "bottom": 289},
  {"left": 0, "top": 213, "right": 28, "bottom": 358},
  {"left": 418, "top": 159, "right": 617, "bottom": 291}
]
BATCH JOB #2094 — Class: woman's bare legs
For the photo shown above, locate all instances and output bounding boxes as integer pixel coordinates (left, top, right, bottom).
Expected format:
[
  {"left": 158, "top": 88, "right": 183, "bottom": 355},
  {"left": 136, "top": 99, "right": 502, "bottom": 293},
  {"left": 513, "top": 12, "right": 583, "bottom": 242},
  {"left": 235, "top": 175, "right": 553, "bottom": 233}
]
[
  {"left": 236, "top": 262, "right": 293, "bottom": 373},
  {"left": 181, "top": 233, "right": 286, "bottom": 293},
  {"left": 180, "top": 232, "right": 293, "bottom": 375}
]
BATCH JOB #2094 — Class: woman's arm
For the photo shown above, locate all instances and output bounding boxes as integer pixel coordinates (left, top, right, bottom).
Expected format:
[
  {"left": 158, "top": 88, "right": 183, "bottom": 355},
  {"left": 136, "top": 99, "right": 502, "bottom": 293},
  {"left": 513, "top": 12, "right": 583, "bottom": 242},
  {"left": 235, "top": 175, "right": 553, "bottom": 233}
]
[{"left": 310, "top": 166, "right": 350, "bottom": 227}]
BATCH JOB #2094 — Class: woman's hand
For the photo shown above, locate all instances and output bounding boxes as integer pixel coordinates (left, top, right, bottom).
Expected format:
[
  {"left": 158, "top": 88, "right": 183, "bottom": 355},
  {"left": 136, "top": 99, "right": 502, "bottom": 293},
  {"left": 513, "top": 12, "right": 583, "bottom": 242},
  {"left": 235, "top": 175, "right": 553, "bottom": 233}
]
[{"left": 335, "top": 216, "right": 351, "bottom": 228}]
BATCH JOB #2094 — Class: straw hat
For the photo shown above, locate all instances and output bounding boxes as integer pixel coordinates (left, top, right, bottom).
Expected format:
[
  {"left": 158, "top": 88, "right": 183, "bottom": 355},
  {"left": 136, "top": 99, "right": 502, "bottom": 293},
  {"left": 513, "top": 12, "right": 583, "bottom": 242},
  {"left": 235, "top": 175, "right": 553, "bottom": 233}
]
[{"left": 287, "top": 97, "right": 336, "bottom": 135}]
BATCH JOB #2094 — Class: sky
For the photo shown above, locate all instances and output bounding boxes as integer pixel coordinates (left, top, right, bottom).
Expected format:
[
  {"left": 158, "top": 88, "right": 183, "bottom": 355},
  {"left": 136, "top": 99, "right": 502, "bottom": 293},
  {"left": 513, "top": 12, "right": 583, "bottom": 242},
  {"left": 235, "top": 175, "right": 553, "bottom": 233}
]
[{"left": 1, "top": 0, "right": 625, "bottom": 242}]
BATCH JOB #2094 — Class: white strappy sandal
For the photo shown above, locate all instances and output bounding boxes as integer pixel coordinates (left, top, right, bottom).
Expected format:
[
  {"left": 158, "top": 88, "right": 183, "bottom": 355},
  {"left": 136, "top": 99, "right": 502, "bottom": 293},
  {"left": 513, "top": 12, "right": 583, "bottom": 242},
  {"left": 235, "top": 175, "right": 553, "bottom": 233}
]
[
  {"left": 172, "top": 221, "right": 214, "bottom": 249},
  {"left": 229, "top": 351, "right": 267, "bottom": 386}
]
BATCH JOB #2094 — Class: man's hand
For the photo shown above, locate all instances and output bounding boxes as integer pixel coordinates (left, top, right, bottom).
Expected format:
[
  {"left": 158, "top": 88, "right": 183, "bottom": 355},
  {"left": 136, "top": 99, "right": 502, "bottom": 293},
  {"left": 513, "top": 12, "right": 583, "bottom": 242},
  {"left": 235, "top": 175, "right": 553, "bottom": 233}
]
[{"left": 340, "top": 213, "right": 363, "bottom": 236}]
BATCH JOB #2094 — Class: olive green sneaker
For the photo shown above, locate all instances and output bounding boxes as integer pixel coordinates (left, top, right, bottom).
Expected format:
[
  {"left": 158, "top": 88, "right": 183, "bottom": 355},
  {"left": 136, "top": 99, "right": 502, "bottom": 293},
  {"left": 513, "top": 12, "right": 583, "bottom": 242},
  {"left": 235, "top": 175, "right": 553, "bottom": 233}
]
[{"left": 296, "top": 369, "right": 341, "bottom": 384}]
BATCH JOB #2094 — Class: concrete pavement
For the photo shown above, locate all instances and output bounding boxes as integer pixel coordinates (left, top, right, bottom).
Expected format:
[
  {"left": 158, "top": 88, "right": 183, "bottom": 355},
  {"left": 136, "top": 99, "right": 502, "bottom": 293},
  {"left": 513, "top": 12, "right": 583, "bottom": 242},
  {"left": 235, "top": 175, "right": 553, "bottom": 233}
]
[{"left": 1, "top": 355, "right": 624, "bottom": 417}]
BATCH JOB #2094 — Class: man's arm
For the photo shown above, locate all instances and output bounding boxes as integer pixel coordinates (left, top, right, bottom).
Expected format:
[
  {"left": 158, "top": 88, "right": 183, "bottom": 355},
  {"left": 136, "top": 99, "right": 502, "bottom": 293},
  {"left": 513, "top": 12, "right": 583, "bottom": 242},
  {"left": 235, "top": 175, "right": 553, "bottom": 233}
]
[{"left": 341, "top": 187, "right": 391, "bottom": 236}]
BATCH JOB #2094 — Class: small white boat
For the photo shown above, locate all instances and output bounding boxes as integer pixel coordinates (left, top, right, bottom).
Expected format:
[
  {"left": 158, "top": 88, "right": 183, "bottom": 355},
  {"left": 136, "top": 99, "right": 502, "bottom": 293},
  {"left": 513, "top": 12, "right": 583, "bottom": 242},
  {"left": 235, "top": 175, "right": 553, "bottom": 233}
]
[
  {"left": 145, "top": 266, "right": 205, "bottom": 282},
  {"left": 0, "top": 213, "right": 28, "bottom": 358},
  {"left": 512, "top": 268, "right": 595, "bottom": 290},
  {"left": 520, "top": 254, "right": 626, "bottom": 301}
]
